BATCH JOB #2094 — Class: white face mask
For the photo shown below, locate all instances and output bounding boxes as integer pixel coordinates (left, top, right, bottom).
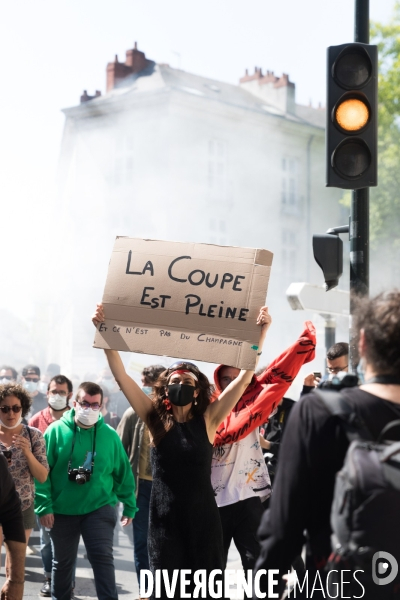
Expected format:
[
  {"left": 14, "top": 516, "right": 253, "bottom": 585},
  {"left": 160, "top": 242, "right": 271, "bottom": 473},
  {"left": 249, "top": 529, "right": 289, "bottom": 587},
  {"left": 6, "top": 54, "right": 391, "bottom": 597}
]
[
  {"left": 23, "top": 381, "right": 38, "bottom": 394},
  {"left": 0, "top": 377, "right": 12, "bottom": 385},
  {"left": 0, "top": 415, "right": 23, "bottom": 429},
  {"left": 75, "top": 405, "right": 99, "bottom": 427},
  {"left": 48, "top": 394, "right": 69, "bottom": 411}
]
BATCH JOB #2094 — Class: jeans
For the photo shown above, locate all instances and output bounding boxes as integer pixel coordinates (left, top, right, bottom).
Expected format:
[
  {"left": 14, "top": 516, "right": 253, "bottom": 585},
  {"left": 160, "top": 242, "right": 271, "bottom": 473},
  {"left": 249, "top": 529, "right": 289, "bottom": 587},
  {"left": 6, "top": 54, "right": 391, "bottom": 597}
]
[
  {"left": 39, "top": 520, "right": 52, "bottom": 577},
  {"left": 50, "top": 504, "right": 118, "bottom": 600},
  {"left": 39, "top": 519, "right": 77, "bottom": 584},
  {"left": 132, "top": 479, "right": 152, "bottom": 587}
]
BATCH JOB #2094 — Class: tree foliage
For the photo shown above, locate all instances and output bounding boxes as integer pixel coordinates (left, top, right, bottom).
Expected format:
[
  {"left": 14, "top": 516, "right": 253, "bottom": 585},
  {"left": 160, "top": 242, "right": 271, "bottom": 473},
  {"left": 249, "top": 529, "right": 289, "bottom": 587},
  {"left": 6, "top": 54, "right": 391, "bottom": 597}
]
[{"left": 369, "top": 3, "right": 400, "bottom": 249}]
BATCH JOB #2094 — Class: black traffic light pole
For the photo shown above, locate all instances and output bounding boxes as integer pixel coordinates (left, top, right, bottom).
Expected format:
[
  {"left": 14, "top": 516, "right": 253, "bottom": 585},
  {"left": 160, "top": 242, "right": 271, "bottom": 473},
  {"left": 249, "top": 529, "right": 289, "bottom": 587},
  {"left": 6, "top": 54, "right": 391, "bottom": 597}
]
[{"left": 349, "top": 0, "right": 370, "bottom": 370}]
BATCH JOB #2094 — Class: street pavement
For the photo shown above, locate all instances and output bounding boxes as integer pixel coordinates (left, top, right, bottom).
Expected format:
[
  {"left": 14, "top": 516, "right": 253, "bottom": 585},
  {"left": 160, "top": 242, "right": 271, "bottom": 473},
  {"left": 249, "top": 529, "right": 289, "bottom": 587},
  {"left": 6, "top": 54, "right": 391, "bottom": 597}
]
[{"left": 1, "top": 525, "right": 244, "bottom": 599}]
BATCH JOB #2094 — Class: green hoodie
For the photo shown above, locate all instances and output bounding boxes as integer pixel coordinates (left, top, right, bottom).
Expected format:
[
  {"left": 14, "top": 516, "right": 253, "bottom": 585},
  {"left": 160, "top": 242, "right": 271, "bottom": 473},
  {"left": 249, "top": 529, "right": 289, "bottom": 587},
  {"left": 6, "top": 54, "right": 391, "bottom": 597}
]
[{"left": 35, "top": 409, "right": 137, "bottom": 518}]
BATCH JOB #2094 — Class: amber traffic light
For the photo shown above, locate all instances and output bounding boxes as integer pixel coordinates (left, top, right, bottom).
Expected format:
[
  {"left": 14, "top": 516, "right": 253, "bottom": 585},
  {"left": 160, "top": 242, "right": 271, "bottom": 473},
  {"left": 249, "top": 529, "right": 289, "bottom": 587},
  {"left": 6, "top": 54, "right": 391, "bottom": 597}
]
[
  {"left": 326, "top": 43, "right": 377, "bottom": 189},
  {"left": 335, "top": 98, "right": 369, "bottom": 131}
]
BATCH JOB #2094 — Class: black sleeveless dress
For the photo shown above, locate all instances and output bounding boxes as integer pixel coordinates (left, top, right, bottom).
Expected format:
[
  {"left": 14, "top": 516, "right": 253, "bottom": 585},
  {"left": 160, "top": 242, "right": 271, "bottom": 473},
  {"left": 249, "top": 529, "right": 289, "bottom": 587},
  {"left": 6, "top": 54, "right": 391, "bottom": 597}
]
[{"left": 148, "top": 415, "right": 225, "bottom": 599}]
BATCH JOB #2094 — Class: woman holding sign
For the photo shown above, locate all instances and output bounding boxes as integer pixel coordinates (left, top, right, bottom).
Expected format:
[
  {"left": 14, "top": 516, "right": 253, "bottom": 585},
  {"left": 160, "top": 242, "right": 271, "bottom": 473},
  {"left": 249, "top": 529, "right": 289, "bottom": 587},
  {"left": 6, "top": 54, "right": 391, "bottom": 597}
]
[{"left": 92, "top": 303, "right": 270, "bottom": 599}]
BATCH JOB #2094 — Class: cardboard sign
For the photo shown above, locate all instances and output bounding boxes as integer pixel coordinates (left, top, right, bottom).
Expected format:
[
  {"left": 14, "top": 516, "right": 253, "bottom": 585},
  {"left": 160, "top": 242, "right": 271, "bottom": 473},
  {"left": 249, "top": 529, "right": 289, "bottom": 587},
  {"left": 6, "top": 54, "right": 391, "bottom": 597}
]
[{"left": 93, "top": 237, "right": 273, "bottom": 369}]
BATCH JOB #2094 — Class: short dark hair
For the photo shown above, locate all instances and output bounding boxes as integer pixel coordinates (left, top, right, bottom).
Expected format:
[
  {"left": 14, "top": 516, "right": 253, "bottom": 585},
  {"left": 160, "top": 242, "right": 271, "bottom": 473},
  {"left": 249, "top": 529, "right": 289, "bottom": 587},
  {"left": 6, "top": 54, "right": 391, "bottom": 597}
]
[
  {"left": 0, "top": 384, "right": 32, "bottom": 418},
  {"left": 354, "top": 290, "right": 400, "bottom": 376},
  {"left": 141, "top": 365, "right": 165, "bottom": 385},
  {"left": 0, "top": 365, "right": 18, "bottom": 380},
  {"left": 22, "top": 364, "right": 40, "bottom": 378},
  {"left": 48, "top": 375, "right": 73, "bottom": 393},
  {"left": 76, "top": 382, "right": 103, "bottom": 403},
  {"left": 327, "top": 342, "right": 349, "bottom": 361}
]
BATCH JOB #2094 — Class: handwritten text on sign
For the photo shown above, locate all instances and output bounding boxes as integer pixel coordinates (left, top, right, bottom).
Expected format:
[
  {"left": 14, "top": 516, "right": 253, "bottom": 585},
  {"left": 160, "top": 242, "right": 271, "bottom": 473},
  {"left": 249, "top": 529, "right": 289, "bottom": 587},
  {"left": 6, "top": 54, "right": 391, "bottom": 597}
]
[
  {"left": 126, "top": 252, "right": 250, "bottom": 321},
  {"left": 93, "top": 238, "right": 273, "bottom": 369}
]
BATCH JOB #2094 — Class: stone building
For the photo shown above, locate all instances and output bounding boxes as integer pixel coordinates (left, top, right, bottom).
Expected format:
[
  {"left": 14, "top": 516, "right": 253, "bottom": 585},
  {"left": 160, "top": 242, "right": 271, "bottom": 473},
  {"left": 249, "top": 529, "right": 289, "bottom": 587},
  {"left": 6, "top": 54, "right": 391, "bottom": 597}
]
[{"left": 52, "top": 43, "right": 347, "bottom": 380}]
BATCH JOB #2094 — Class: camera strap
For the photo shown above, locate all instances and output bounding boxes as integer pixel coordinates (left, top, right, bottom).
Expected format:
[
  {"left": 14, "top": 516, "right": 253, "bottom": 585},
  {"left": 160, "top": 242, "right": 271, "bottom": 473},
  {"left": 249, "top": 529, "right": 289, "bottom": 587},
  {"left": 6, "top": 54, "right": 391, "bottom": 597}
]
[{"left": 68, "top": 422, "right": 97, "bottom": 474}]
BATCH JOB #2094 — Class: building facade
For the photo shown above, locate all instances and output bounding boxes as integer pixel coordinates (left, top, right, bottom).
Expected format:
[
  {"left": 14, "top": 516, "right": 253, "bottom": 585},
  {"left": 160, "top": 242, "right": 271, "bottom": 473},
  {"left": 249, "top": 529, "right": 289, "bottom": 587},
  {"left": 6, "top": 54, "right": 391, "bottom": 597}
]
[{"left": 52, "top": 43, "right": 346, "bottom": 380}]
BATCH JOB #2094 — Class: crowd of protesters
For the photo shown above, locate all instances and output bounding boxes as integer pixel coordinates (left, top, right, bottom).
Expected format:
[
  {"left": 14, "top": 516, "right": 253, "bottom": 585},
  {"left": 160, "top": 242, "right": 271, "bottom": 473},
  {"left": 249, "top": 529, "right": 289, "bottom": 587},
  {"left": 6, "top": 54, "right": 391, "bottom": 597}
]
[{"left": 0, "top": 289, "right": 399, "bottom": 600}]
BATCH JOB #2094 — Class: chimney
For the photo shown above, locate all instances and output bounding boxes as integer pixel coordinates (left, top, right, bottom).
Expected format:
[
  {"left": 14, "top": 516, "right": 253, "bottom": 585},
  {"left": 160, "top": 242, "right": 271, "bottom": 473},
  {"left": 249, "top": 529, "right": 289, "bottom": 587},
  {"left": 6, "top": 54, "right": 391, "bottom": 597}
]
[
  {"left": 239, "top": 66, "right": 263, "bottom": 84},
  {"left": 106, "top": 43, "right": 152, "bottom": 92},
  {"left": 80, "top": 90, "right": 102, "bottom": 104},
  {"left": 239, "top": 68, "right": 296, "bottom": 114}
]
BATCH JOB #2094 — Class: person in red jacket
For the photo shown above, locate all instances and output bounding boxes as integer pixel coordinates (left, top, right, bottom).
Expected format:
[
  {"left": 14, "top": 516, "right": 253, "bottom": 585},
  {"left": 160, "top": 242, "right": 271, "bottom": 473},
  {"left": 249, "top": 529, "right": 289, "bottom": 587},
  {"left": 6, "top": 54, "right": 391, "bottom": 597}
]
[{"left": 210, "top": 321, "right": 316, "bottom": 597}]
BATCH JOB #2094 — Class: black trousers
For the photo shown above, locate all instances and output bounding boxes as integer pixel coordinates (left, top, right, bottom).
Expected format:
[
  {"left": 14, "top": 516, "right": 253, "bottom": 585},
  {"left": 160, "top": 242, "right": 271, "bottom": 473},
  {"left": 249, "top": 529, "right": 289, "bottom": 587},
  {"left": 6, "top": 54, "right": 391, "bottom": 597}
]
[{"left": 218, "top": 496, "right": 264, "bottom": 571}]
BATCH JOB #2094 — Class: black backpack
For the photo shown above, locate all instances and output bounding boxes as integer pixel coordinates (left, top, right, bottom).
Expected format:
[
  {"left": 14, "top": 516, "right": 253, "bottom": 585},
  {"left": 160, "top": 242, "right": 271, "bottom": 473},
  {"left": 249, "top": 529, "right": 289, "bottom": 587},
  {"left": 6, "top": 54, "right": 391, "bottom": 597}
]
[{"left": 315, "top": 389, "right": 400, "bottom": 598}]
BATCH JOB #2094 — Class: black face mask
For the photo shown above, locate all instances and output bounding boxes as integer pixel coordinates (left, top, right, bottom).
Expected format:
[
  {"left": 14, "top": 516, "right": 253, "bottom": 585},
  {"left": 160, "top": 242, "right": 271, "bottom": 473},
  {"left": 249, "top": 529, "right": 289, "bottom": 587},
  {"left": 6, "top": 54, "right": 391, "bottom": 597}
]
[{"left": 167, "top": 384, "right": 196, "bottom": 407}]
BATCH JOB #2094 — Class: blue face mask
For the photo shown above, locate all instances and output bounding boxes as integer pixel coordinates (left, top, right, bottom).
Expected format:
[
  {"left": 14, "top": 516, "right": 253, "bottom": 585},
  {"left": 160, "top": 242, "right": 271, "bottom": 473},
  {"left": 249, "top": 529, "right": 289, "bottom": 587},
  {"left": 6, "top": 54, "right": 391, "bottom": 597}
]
[
  {"left": 142, "top": 386, "right": 152, "bottom": 396},
  {"left": 23, "top": 380, "right": 38, "bottom": 394}
]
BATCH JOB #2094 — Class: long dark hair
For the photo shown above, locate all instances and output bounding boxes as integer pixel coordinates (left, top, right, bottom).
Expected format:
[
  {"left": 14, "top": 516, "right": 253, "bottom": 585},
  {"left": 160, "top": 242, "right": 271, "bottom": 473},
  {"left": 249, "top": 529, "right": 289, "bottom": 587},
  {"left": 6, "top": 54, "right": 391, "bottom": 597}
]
[{"left": 148, "top": 362, "right": 212, "bottom": 446}]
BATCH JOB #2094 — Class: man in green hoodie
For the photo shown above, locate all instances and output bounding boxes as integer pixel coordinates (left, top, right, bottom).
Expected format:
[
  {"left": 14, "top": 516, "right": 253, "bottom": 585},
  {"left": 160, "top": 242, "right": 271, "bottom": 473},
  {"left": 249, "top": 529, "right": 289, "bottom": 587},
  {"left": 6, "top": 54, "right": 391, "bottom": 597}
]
[{"left": 35, "top": 382, "right": 137, "bottom": 600}]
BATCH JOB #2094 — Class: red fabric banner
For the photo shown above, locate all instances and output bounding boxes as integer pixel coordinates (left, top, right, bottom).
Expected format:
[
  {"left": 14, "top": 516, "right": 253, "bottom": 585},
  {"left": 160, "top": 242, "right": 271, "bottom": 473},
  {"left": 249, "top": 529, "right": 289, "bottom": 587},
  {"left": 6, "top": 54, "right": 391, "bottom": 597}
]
[{"left": 213, "top": 321, "right": 316, "bottom": 446}]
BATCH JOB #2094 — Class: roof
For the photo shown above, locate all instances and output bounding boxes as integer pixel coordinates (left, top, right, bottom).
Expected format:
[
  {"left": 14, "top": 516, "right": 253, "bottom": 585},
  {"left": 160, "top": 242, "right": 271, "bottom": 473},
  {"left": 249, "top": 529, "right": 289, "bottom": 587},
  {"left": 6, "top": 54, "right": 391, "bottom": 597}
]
[{"left": 64, "top": 63, "right": 325, "bottom": 131}]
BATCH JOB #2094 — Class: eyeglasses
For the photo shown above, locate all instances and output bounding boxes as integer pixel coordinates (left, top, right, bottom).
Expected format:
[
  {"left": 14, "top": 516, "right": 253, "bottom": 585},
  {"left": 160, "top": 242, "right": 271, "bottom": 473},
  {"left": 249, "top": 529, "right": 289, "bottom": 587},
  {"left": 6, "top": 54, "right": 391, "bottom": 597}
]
[
  {"left": 77, "top": 400, "right": 101, "bottom": 411},
  {"left": 327, "top": 366, "right": 348, "bottom": 374},
  {"left": 0, "top": 405, "right": 22, "bottom": 414},
  {"left": 49, "top": 390, "right": 68, "bottom": 396}
]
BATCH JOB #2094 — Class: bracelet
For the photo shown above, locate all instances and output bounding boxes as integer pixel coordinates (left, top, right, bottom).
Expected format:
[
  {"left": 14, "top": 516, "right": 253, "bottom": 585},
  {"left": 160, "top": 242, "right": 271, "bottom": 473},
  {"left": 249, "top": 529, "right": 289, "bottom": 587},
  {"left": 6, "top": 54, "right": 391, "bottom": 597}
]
[{"left": 257, "top": 351, "right": 262, "bottom": 356}]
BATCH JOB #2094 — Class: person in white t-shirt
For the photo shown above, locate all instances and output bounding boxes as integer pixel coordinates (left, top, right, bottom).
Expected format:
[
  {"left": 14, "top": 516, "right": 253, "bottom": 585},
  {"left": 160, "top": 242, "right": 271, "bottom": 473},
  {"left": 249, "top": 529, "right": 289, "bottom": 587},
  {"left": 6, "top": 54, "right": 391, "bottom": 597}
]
[{"left": 211, "top": 364, "right": 271, "bottom": 595}]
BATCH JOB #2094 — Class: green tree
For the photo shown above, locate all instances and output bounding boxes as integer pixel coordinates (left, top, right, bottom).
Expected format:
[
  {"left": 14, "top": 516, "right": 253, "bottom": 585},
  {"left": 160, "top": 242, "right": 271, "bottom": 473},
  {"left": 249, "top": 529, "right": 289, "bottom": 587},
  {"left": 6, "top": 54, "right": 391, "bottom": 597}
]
[{"left": 369, "top": 3, "right": 400, "bottom": 250}]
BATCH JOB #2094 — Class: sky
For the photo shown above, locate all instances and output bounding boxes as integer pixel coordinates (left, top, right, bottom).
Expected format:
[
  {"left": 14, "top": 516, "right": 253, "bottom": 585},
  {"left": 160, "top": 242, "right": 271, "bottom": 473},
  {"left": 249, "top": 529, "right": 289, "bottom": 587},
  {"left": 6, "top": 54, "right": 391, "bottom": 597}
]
[{"left": 0, "top": 0, "right": 395, "bottom": 320}]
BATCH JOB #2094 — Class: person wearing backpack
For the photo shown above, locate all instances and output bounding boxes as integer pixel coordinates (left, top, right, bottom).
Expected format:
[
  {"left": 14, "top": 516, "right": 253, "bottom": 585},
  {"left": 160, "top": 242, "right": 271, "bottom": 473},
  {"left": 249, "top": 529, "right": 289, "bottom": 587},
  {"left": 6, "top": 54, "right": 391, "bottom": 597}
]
[{"left": 254, "top": 290, "right": 400, "bottom": 599}]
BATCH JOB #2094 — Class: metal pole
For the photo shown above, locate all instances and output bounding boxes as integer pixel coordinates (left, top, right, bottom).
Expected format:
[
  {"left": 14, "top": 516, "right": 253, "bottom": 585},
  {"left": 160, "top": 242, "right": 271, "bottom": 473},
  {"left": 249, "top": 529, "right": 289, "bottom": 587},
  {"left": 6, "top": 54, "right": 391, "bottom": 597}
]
[
  {"left": 355, "top": 0, "right": 369, "bottom": 43},
  {"left": 324, "top": 315, "right": 336, "bottom": 374},
  {"left": 349, "top": 0, "right": 370, "bottom": 371}
]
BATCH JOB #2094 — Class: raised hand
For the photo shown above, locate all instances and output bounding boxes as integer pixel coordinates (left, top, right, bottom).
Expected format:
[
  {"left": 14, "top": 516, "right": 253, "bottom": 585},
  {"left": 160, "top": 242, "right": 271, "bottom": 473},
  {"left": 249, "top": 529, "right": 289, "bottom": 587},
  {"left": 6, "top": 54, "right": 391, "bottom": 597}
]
[
  {"left": 92, "top": 303, "right": 105, "bottom": 327},
  {"left": 257, "top": 306, "right": 272, "bottom": 332}
]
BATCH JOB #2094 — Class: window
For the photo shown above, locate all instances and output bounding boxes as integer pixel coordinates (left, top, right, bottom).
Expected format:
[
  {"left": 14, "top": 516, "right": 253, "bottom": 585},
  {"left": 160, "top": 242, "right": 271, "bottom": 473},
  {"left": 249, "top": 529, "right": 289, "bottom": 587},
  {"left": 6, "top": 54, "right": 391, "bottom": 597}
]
[
  {"left": 209, "top": 219, "right": 228, "bottom": 245},
  {"left": 282, "top": 229, "right": 297, "bottom": 282},
  {"left": 282, "top": 157, "right": 301, "bottom": 214},
  {"left": 208, "top": 140, "right": 227, "bottom": 200}
]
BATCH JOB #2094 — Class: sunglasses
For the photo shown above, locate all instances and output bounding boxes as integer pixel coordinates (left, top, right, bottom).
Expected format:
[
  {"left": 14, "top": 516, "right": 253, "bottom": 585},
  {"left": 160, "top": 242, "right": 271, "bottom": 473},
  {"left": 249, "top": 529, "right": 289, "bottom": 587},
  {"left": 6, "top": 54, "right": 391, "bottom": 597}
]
[
  {"left": 0, "top": 376, "right": 12, "bottom": 381},
  {"left": 0, "top": 405, "right": 22, "bottom": 414},
  {"left": 24, "top": 376, "right": 39, "bottom": 382},
  {"left": 327, "top": 366, "right": 348, "bottom": 374}
]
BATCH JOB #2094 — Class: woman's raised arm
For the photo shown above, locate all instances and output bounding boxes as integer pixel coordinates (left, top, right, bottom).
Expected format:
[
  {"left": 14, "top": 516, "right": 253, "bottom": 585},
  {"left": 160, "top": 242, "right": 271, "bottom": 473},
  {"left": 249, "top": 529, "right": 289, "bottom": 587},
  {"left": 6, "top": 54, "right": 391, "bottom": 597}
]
[
  {"left": 204, "top": 306, "right": 271, "bottom": 439},
  {"left": 92, "top": 304, "right": 154, "bottom": 423}
]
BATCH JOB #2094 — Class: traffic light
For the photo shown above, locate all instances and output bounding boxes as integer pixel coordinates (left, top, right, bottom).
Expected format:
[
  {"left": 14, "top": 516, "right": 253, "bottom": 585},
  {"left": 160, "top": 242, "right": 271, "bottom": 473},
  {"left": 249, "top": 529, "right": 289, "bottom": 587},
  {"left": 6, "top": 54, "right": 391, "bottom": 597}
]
[
  {"left": 313, "top": 233, "right": 343, "bottom": 291},
  {"left": 326, "top": 43, "right": 377, "bottom": 189}
]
